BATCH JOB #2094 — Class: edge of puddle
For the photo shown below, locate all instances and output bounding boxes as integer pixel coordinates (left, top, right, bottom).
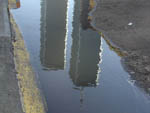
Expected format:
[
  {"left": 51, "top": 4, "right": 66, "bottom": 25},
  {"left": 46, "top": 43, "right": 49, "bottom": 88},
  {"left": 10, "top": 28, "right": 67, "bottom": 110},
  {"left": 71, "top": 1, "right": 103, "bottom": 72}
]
[{"left": 10, "top": 14, "right": 47, "bottom": 113}]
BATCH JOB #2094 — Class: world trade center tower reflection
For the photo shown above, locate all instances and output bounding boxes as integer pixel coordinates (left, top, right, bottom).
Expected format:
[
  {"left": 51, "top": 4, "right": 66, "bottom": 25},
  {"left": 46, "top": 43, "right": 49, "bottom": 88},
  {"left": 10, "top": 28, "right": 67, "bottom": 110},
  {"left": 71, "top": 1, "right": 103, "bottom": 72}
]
[
  {"left": 40, "top": 0, "right": 67, "bottom": 70},
  {"left": 69, "top": 0, "right": 101, "bottom": 87}
]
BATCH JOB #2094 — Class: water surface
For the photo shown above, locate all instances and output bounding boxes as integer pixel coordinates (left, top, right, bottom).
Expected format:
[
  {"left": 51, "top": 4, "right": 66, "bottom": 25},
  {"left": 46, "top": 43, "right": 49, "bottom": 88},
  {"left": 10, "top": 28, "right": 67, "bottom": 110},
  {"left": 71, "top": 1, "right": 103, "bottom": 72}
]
[{"left": 11, "top": 0, "right": 150, "bottom": 113}]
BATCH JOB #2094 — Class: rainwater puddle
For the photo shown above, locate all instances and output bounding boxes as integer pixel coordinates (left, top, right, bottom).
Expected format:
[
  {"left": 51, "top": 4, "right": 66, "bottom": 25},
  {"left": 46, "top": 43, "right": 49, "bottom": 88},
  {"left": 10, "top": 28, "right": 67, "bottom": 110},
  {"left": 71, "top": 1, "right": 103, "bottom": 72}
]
[{"left": 11, "top": 0, "right": 150, "bottom": 113}]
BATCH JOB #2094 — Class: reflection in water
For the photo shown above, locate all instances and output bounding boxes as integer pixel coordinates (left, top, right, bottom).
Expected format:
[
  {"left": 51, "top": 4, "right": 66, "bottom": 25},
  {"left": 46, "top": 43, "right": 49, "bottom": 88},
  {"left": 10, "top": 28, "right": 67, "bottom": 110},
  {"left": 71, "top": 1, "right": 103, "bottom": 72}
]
[
  {"left": 40, "top": 0, "right": 67, "bottom": 70},
  {"left": 69, "top": 0, "right": 101, "bottom": 87},
  {"left": 12, "top": 0, "right": 150, "bottom": 112},
  {"left": 69, "top": 0, "right": 101, "bottom": 106}
]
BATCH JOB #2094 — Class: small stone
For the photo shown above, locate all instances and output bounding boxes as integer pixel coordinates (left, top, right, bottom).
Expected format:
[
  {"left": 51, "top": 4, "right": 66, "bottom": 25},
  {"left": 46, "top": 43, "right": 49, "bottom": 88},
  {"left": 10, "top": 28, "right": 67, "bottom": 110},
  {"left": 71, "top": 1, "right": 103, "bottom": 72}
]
[
  {"left": 123, "top": 51, "right": 128, "bottom": 55},
  {"left": 130, "top": 71, "right": 135, "bottom": 74},
  {"left": 143, "top": 56, "right": 149, "bottom": 59},
  {"left": 148, "top": 77, "right": 150, "bottom": 81},
  {"left": 145, "top": 66, "right": 150, "bottom": 72},
  {"left": 128, "top": 22, "right": 133, "bottom": 26}
]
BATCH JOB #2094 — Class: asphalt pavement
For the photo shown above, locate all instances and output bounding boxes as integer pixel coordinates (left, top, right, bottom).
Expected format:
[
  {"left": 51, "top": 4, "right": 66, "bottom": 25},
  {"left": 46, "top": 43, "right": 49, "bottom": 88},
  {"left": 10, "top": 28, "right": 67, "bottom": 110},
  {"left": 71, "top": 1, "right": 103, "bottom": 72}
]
[{"left": 92, "top": 0, "right": 150, "bottom": 92}]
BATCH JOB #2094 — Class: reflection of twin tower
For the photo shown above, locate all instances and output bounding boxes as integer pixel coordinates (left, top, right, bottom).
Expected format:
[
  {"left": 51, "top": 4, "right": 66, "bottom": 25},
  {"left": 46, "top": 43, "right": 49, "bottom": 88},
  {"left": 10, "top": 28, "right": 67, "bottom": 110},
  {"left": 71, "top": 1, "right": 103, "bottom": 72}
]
[
  {"left": 40, "top": 0, "right": 101, "bottom": 87},
  {"left": 40, "top": 0, "right": 67, "bottom": 70}
]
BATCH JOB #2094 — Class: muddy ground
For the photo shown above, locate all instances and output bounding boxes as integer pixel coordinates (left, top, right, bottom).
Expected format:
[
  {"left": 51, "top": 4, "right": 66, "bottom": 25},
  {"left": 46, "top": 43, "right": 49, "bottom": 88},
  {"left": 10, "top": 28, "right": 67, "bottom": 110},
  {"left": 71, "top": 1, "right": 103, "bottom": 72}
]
[{"left": 92, "top": 0, "right": 150, "bottom": 93}]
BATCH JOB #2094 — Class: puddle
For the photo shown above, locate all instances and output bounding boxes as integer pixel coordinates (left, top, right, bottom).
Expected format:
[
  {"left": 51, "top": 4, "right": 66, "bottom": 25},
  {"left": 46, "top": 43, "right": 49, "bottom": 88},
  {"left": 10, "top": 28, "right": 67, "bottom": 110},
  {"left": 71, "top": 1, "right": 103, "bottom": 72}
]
[{"left": 11, "top": 0, "right": 150, "bottom": 113}]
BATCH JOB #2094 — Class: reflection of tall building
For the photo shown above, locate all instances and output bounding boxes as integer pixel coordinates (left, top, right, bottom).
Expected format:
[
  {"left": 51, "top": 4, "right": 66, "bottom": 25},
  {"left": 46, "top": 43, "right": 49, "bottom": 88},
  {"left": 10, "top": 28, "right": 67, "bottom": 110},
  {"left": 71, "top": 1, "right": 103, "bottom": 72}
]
[
  {"left": 40, "top": 0, "right": 67, "bottom": 70},
  {"left": 69, "top": 0, "right": 101, "bottom": 87}
]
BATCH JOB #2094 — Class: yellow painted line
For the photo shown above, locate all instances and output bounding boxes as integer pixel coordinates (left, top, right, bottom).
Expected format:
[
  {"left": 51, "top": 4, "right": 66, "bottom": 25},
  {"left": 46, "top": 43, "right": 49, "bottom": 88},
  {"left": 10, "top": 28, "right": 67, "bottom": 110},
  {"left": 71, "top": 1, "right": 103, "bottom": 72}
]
[
  {"left": 89, "top": 0, "right": 95, "bottom": 10},
  {"left": 8, "top": 0, "right": 20, "bottom": 9},
  {"left": 10, "top": 15, "right": 47, "bottom": 113}
]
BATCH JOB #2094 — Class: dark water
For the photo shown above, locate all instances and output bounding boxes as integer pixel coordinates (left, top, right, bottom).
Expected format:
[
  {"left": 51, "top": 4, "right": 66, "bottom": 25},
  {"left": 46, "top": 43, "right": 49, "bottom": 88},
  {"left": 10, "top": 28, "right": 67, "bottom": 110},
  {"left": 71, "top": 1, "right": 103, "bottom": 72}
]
[{"left": 11, "top": 0, "right": 150, "bottom": 113}]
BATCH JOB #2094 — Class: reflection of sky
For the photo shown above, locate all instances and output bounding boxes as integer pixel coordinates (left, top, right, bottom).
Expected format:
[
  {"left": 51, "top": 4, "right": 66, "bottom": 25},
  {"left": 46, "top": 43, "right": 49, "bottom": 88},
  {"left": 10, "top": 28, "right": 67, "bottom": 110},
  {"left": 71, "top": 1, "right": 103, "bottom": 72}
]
[
  {"left": 10, "top": 0, "right": 41, "bottom": 69},
  {"left": 64, "top": 0, "right": 75, "bottom": 69}
]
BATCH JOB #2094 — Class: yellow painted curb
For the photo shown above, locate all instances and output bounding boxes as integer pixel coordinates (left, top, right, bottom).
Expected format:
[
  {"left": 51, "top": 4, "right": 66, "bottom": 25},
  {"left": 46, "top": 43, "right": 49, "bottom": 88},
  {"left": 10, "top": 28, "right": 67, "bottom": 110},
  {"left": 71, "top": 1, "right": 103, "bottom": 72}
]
[
  {"left": 10, "top": 15, "right": 46, "bottom": 113},
  {"left": 89, "top": 0, "right": 95, "bottom": 10},
  {"left": 8, "top": 0, "right": 20, "bottom": 9}
]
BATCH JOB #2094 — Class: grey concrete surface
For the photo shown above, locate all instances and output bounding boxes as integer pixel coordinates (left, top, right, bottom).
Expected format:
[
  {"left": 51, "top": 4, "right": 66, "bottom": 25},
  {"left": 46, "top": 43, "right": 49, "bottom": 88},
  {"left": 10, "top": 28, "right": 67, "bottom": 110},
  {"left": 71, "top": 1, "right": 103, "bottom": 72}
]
[
  {"left": 0, "top": 0, "right": 11, "bottom": 37},
  {"left": 92, "top": 0, "right": 150, "bottom": 92},
  {"left": 0, "top": 0, "right": 23, "bottom": 112}
]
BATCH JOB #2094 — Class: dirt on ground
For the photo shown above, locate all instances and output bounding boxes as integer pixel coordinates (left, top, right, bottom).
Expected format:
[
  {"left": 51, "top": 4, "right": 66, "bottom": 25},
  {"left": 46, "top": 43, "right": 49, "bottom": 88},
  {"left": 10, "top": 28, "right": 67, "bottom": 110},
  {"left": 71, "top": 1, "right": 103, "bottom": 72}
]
[{"left": 92, "top": 0, "right": 150, "bottom": 93}]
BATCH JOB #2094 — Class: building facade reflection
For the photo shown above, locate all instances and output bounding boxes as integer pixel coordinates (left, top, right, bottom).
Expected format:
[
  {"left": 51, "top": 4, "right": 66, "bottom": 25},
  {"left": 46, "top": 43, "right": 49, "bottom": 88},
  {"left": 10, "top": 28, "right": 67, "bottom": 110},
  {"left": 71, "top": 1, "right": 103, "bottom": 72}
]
[
  {"left": 40, "top": 0, "right": 67, "bottom": 70},
  {"left": 69, "top": 0, "right": 101, "bottom": 87}
]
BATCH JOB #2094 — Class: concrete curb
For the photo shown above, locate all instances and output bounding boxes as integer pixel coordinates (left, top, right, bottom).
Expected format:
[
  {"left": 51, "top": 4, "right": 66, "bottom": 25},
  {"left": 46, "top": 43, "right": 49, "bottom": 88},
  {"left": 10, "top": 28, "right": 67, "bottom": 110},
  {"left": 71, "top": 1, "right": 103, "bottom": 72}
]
[{"left": 0, "top": 0, "right": 23, "bottom": 113}]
